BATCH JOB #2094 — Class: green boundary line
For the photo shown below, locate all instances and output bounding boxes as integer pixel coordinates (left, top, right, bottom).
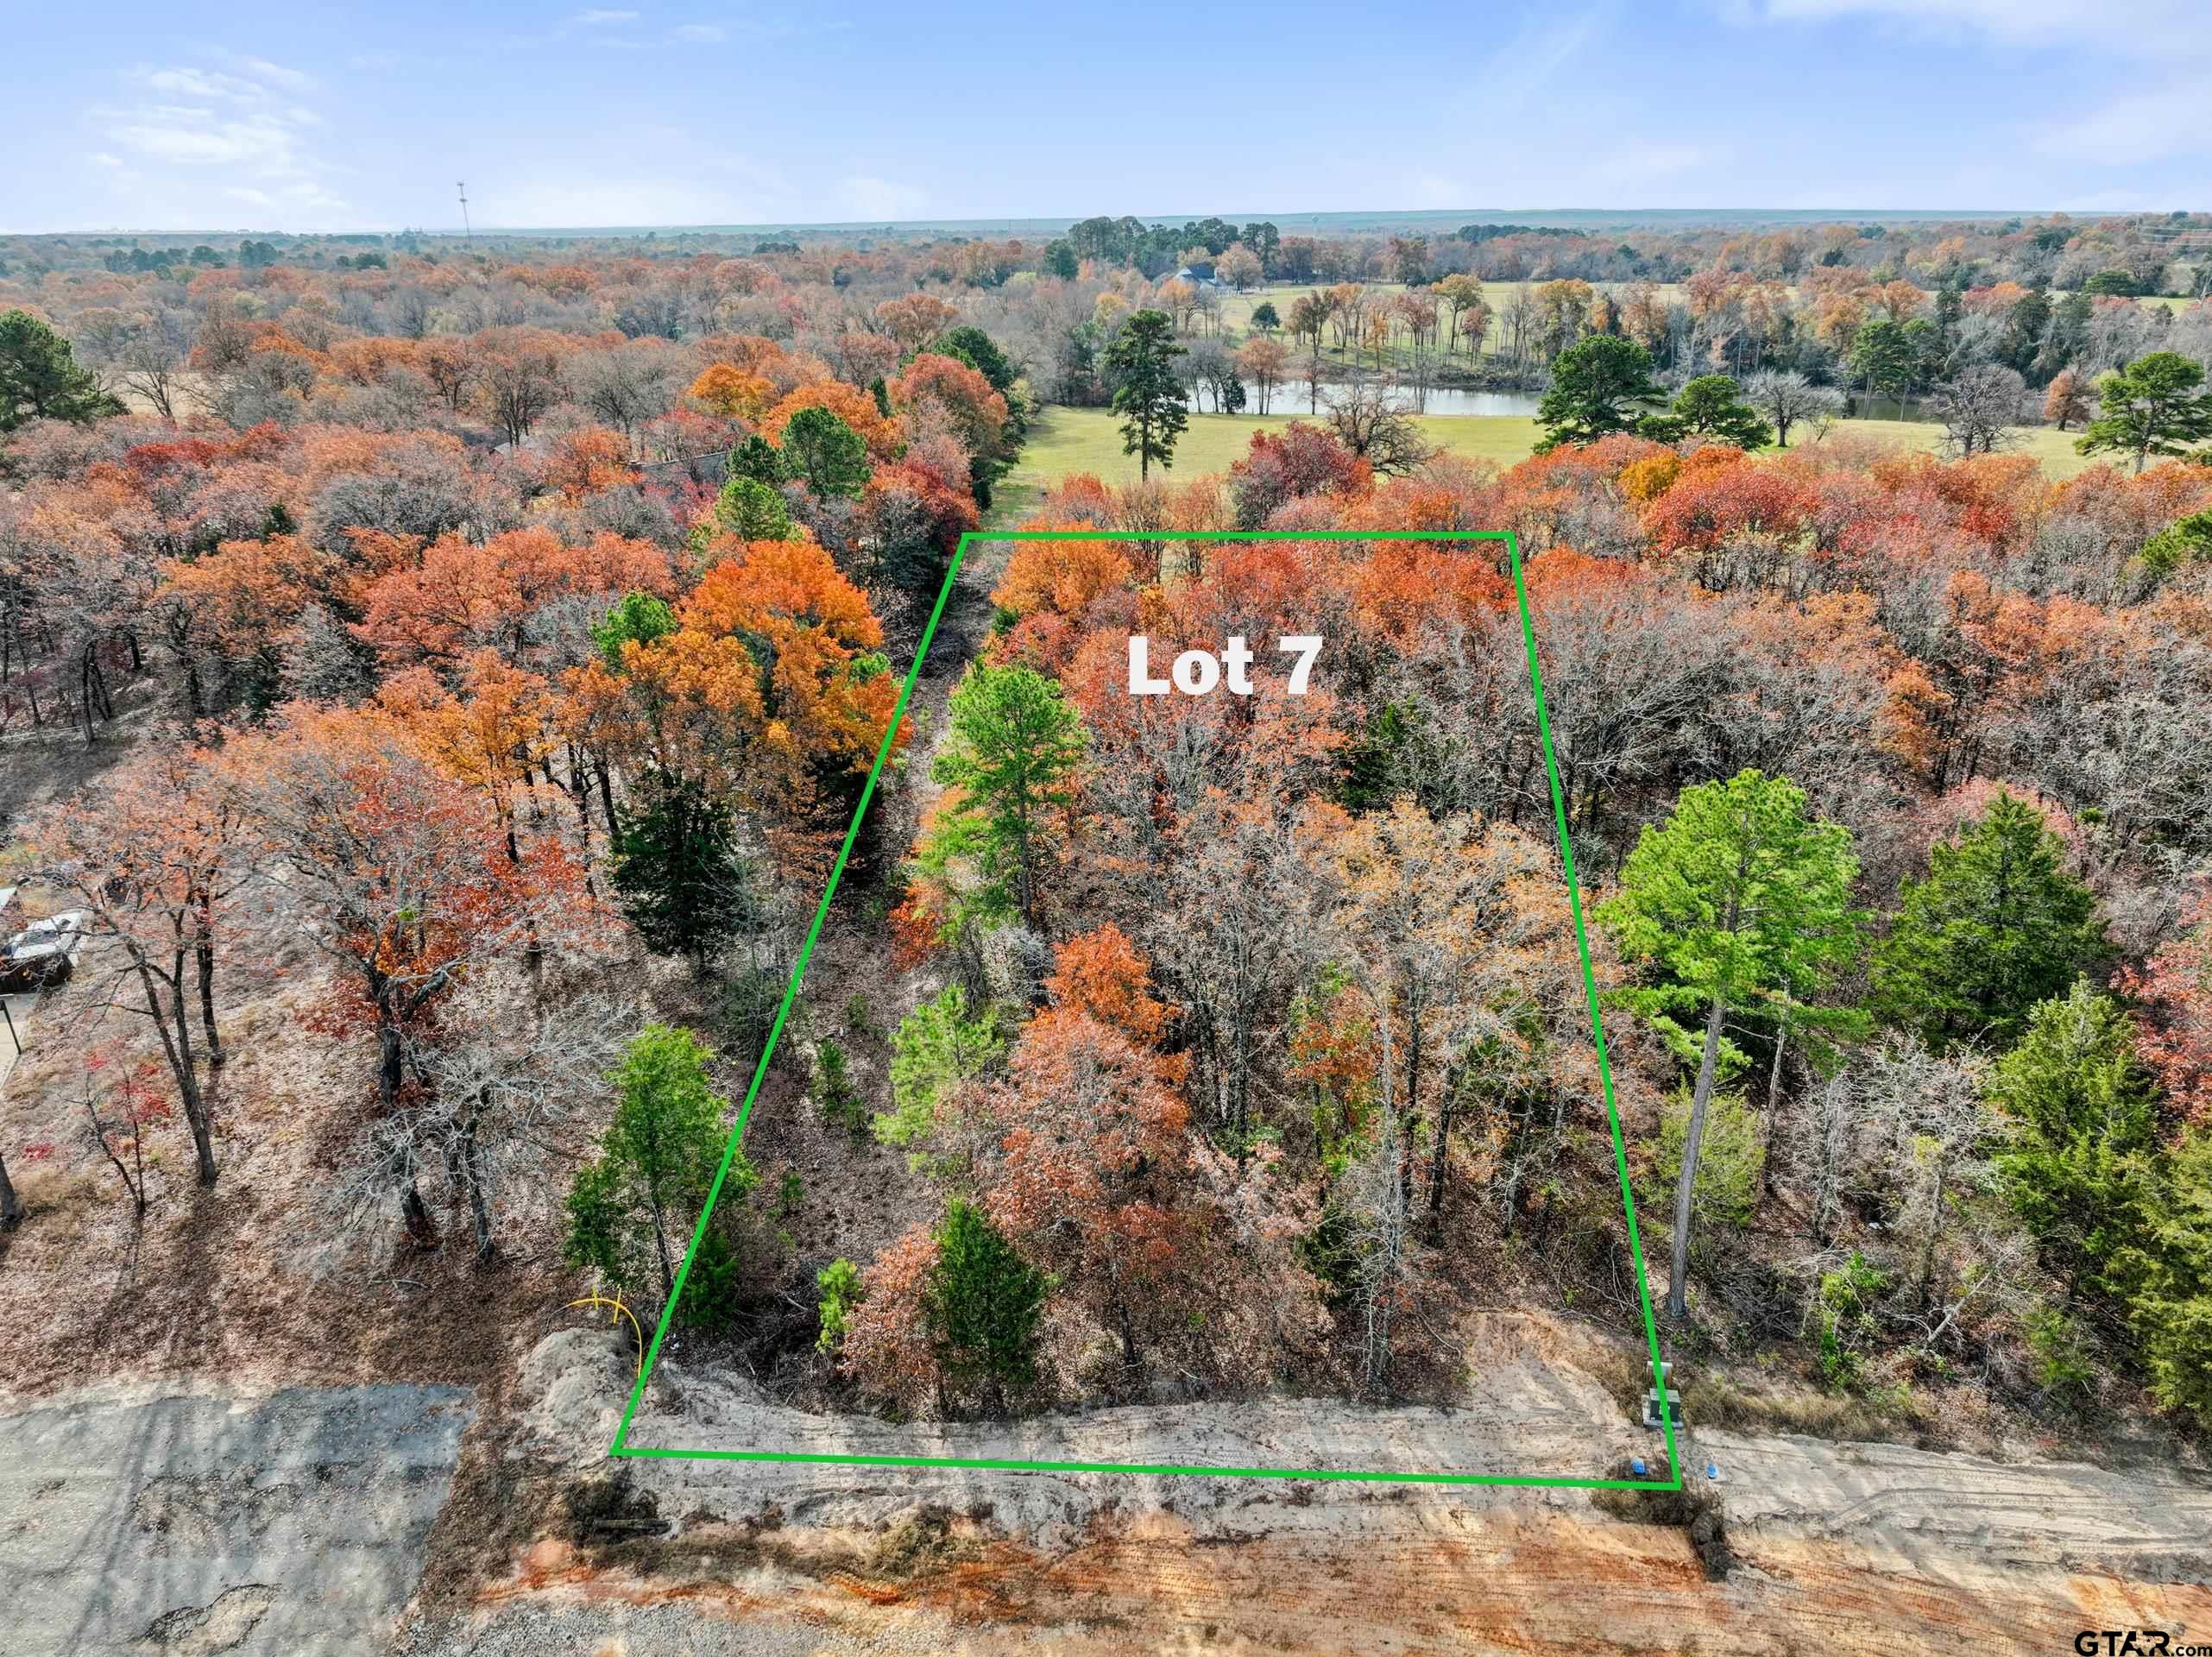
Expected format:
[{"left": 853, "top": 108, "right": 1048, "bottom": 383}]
[{"left": 607, "top": 528, "right": 1683, "bottom": 1493}]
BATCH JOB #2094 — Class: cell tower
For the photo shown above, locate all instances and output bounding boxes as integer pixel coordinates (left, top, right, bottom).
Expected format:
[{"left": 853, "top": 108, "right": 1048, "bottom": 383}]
[{"left": 457, "top": 181, "right": 471, "bottom": 242}]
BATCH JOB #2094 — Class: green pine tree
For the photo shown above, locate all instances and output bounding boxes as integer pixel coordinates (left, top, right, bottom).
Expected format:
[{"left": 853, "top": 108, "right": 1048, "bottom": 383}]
[
  {"left": 1990, "top": 981, "right": 2159, "bottom": 1301},
  {"left": 930, "top": 660, "right": 1087, "bottom": 926},
  {"left": 0, "top": 308, "right": 123, "bottom": 432},
  {"left": 592, "top": 591, "right": 675, "bottom": 671},
  {"left": 877, "top": 986, "right": 1005, "bottom": 1161},
  {"left": 1871, "top": 791, "right": 2106, "bottom": 1052},
  {"left": 564, "top": 1024, "right": 753, "bottom": 1316},
  {"left": 712, "top": 474, "right": 798, "bottom": 541},
  {"left": 728, "top": 432, "right": 787, "bottom": 486},
  {"left": 778, "top": 405, "right": 871, "bottom": 499},
  {"left": 1642, "top": 374, "right": 1773, "bottom": 448},
  {"left": 2075, "top": 351, "right": 2212, "bottom": 473},
  {"left": 1535, "top": 335, "right": 1664, "bottom": 450},
  {"left": 1104, "top": 308, "right": 1188, "bottom": 479},
  {"left": 610, "top": 770, "right": 762, "bottom": 975},
  {"left": 923, "top": 1199, "right": 1047, "bottom": 1413},
  {"left": 2132, "top": 1127, "right": 2212, "bottom": 1427},
  {"left": 1599, "top": 768, "right": 1868, "bottom": 1319}
]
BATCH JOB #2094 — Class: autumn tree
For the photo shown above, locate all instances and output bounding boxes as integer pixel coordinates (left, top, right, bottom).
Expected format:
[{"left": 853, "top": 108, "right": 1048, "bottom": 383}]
[
  {"left": 1236, "top": 335, "right": 1290, "bottom": 415},
  {"left": 1326, "top": 379, "right": 1436, "bottom": 476},
  {"left": 2126, "top": 884, "right": 2212, "bottom": 1129},
  {"left": 972, "top": 1001, "right": 1192, "bottom": 1377},
  {"left": 2042, "top": 368, "right": 2089, "bottom": 432},
  {"left": 220, "top": 705, "right": 593, "bottom": 1244},
  {"left": 28, "top": 746, "right": 245, "bottom": 1188},
  {"left": 631, "top": 536, "right": 902, "bottom": 823},
  {"left": 1105, "top": 309, "right": 1188, "bottom": 480},
  {"left": 1933, "top": 364, "right": 2026, "bottom": 457},
  {"left": 474, "top": 329, "right": 567, "bottom": 446},
  {"left": 1743, "top": 369, "right": 1843, "bottom": 449},
  {"left": 1601, "top": 769, "right": 1867, "bottom": 1320}
]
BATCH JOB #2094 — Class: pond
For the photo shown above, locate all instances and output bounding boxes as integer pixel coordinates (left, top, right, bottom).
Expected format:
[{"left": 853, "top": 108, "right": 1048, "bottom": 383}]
[{"left": 1234, "top": 381, "right": 1541, "bottom": 419}]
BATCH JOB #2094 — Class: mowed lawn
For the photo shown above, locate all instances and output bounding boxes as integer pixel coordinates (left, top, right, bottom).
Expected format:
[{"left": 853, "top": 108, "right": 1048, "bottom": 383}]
[{"left": 1008, "top": 406, "right": 2106, "bottom": 497}]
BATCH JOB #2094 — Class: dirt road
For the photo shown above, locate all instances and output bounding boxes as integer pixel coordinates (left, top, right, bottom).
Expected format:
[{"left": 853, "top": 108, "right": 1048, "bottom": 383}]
[
  {"left": 391, "top": 1328, "right": 2212, "bottom": 1655},
  {"left": 0, "top": 1381, "right": 473, "bottom": 1655}
]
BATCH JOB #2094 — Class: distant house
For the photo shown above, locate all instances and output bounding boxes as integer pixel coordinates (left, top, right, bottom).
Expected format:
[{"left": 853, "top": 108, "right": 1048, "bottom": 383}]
[{"left": 1171, "top": 262, "right": 1224, "bottom": 289}]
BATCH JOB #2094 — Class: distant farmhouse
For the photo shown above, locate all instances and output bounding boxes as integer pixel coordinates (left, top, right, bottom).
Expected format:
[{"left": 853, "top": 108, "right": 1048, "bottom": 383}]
[{"left": 1171, "top": 261, "right": 1225, "bottom": 288}]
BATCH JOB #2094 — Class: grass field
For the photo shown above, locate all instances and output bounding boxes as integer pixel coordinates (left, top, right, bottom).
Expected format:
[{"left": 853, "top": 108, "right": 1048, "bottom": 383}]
[{"left": 1005, "top": 406, "right": 2105, "bottom": 500}]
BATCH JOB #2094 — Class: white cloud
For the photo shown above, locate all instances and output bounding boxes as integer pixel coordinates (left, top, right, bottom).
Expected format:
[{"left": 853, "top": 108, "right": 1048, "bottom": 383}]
[
  {"left": 837, "top": 176, "right": 928, "bottom": 221},
  {"left": 93, "top": 56, "right": 351, "bottom": 224},
  {"left": 674, "top": 22, "right": 729, "bottom": 41},
  {"left": 228, "top": 54, "right": 315, "bottom": 91},
  {"left": 575, "top": 8, "right": 640, "bottom": 22}
]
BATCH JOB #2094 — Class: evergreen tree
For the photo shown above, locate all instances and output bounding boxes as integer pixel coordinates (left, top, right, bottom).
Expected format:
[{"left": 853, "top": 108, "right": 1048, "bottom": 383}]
[
  {"left": 1600, "top": 768, "right": 1868, "bottom": 1319},
  {"left": 711, "top": 474, "right": 798, "bottom": 541},
  {"left": 778, "top": 405, "right": 872, "bottom": 498},
  {"left": 1104, "top": 308, "right": 1188, "bottom": 479},
  {"left": 564, "top": 1024, "right": 752, "bottom": 1314},
  {"left": 877, "top": 985, "right": 1005, "bottom": 1156},
  {"left": 1997, "top": 287, "right": 2051, "bottom": 375},
  {"left": 0, "top": 308, "right": 123, "bottom": 431},
  {"left": 1535, "top": 335, "right": 1664, "bottom": 450},
  {"left": 592, "top": 591, "right": 674, "bottom": 671},
  {"left": 728, "top": 432, "right": 786, "bottom": 486},
  {"left": 923, "top": 1199, "right": 1047, "bottom": 1413},
  {"left": 1990, "top": 981, "right": 2159, "bottom": 1301},
  {"left": 1848, "top": 318, "right": 1919, "bottom": 419},
  {"left": 1871, "top": 791, "right": 2106, "bottom": 1052},
  {"left": 610, "top": 769, "right": 761, "bottom": 974},
  {"left": 931, "top": 660, "right": 1087, "bottom": 925},
  {"left": 936, "top": 324, "right": 1019, "bottom": 398},
  {"left": 2133, "top": 1127, "right": 2212, "bottom": 1427},
  {"left": 2075, "top": 351, "right": 2212, "bottom": 473},
  {"left": 1642, "top": 374, "right": 1773, "bottom": 448}
]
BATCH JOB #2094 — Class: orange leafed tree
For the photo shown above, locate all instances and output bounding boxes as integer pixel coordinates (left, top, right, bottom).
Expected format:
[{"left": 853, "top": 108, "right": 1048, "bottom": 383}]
[
  {"left": 688, "top": 362, "right": 776, "bottom": 424},
  {"left": 218, "top": 703, "right": 596, "bottom": 1244},
  {"left": 611, "top": 538, "right": 904, "bottom": 855}
]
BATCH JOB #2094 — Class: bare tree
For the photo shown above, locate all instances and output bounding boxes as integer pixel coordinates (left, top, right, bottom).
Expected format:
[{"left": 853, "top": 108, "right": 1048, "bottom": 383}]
[
  {"left": 1934, "top": 364, "right": 2027, "bottom": 457},
  {"left": 1327, "top": 378, "right": 1437, "bottom": 476},
  {"left": 1743, "top": 369, "right": 1846, "bottom": 449},
  {"left": 572, "top": 340, "right": 679, "bottom": 456}
]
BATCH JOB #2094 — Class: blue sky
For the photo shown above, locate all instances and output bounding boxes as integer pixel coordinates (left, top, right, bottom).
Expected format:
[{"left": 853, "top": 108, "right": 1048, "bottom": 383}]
[{"left": 3, "top": 0, "right": 2205, "bottom": 233}]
